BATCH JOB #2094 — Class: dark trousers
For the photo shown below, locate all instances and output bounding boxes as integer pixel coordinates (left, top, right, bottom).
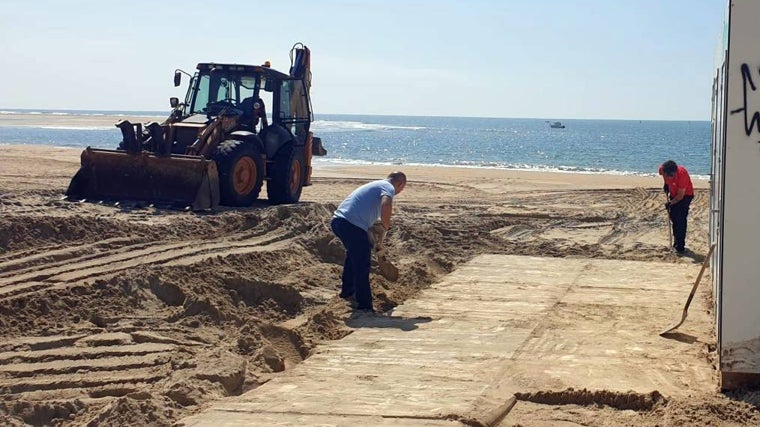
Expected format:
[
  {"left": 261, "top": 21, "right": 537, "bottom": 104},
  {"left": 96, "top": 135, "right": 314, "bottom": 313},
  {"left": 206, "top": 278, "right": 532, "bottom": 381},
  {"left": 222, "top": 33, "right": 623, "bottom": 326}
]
[
  {"left": 669, "top": 195, "right": 693, "bottom": 252},
  {"left": 331, "top": 217, "right": 373, "bottom": 310}
]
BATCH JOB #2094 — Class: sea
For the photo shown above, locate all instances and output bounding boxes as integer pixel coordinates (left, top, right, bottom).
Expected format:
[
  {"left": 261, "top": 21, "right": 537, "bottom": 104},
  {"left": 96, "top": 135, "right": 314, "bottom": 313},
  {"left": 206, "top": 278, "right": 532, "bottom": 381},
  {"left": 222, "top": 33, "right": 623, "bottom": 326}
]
[{"left": 0, "top": 109, "right": 711, "bottom": 179}]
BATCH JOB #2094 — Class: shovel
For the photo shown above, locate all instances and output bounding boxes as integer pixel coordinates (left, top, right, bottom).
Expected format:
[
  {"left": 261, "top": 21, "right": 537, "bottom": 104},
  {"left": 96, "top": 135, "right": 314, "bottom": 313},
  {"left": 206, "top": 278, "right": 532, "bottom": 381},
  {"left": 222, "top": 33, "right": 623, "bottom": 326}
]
[
  {"left": 660, "top": 243, "right": 716, "bottom": 336},
  {"left": 664, "top": 193, "right": 673, "bottom": 250},
  {"left": 667, "top": 206, "right": 673, "bottom": 250},
  {"left": 375, "top": 248, "right": 399, "bottom": 282},
  {"left": 368, "top": 222, "right": 399, "bottom": 282}
]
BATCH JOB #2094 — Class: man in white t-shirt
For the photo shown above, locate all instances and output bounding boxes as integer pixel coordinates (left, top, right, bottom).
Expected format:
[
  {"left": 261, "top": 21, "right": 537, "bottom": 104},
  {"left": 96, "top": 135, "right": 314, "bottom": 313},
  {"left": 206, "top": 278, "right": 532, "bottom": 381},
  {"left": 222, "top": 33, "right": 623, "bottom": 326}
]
[{"left": 331, "top": 171, "right": 406, "bottom": 312}]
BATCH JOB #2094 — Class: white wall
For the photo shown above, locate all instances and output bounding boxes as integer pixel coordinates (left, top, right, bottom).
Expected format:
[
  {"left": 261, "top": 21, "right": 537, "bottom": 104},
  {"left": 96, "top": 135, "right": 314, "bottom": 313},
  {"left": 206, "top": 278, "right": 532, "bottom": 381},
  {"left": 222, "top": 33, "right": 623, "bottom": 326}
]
[{"left": 719, "top": 0, "right": 760, "bottom": 374}]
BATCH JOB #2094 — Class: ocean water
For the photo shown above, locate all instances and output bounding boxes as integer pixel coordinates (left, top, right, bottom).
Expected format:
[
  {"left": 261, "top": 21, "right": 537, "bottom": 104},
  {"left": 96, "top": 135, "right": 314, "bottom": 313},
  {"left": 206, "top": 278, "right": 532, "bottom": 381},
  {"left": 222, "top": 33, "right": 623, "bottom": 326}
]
[{"left": 0, "top": 109, "right": 711, "bottom": 178}]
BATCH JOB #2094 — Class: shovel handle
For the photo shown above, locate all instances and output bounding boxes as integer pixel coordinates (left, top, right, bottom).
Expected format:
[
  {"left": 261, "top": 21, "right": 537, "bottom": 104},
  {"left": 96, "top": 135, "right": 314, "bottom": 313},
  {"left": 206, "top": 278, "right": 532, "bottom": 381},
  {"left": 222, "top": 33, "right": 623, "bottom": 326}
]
[
  {"left": 661, "top": 243, "right": 717, "bottom": 336},
  {"left": 683, "top": 243, "right": 716, "bottom": 309}
]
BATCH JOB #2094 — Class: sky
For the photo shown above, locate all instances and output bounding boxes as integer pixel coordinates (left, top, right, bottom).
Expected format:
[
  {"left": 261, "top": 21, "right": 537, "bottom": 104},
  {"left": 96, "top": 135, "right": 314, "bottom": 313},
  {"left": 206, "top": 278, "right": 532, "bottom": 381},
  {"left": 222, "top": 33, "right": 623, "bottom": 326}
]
[{"left": 0, "top": 0, "right": 727, "bottom": 120}]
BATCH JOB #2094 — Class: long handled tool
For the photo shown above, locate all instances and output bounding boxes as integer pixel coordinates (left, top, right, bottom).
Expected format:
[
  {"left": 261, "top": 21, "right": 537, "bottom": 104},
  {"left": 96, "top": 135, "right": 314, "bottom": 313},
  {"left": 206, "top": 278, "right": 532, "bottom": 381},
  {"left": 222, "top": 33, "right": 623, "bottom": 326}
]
[
  {"left": 375, "top": 248, "right": 399, "bottom": 282},
  {"left": 368, "top": 223, "right": 399, "bottom": 282},
  {"left": 660, "top": 243, "right": 716, "bottom": 336},
  {"left": 667, "top": 206, "right": 673, "bottom": 250},
  {"left": 664, "top": 192, "right": 674, "bottom": 250}
]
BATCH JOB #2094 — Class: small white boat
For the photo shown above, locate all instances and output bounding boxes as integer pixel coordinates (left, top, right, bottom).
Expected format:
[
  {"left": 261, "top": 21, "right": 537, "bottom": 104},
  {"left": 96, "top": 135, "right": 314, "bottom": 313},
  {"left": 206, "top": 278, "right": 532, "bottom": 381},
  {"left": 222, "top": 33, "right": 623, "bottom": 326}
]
[{"left": 547, "top": 121, "right": 565, "bottom": 129}]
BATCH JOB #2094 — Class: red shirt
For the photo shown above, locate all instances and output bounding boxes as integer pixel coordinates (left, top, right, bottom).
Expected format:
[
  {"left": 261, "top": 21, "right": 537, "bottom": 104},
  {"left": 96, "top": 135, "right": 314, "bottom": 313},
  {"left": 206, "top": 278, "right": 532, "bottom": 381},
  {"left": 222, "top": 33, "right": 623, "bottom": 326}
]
[{"left": 659, "top": 165, "right": 694, "bottom": 198}]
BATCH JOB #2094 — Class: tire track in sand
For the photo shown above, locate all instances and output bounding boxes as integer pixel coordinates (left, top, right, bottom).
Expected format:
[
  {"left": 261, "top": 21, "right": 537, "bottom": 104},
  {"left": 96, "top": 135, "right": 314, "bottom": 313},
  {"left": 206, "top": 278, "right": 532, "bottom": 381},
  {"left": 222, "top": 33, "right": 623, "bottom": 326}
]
[
  {"left": 0, "top": 332, "right": 205, "bottom": 402},
  {"left": 0, "top": 229, "right": 297, "bottom": 300}
]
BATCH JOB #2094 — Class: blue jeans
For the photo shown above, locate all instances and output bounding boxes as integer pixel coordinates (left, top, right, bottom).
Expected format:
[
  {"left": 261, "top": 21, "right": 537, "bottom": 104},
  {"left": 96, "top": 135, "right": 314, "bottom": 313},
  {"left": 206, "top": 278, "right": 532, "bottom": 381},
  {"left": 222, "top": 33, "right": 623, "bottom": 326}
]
[{"left": 331, "top": 217, "right": 373, "bottom": 310}]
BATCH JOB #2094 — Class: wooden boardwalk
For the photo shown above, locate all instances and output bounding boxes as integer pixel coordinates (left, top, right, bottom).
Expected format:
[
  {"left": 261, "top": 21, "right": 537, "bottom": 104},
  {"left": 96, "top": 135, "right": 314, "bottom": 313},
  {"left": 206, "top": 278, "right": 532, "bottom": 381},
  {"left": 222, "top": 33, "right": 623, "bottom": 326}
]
[{"left": 181, "top": 255, "right": 714, "bottom": 426}]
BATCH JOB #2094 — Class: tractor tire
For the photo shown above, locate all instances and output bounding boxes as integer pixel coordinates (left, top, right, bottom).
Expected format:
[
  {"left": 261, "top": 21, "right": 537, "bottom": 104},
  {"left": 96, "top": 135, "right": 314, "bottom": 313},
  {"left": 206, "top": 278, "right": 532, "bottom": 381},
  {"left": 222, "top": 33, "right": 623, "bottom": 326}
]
[
  {"left": 267, "top": 142, "right": 305, "bottom": 204},
  {"left": 214, "top": 139, "right": 265, "bottom": 206}
]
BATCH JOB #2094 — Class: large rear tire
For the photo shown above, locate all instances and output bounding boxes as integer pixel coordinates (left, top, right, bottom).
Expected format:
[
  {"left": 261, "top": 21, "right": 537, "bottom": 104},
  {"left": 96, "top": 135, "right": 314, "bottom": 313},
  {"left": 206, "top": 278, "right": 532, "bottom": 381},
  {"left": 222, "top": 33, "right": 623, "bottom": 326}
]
[
  {"left": 267, "top": 143, "right": 305, "bottom": 204},
  {"left": 214, "top": 139, "right": 264, "bottom": 206}
]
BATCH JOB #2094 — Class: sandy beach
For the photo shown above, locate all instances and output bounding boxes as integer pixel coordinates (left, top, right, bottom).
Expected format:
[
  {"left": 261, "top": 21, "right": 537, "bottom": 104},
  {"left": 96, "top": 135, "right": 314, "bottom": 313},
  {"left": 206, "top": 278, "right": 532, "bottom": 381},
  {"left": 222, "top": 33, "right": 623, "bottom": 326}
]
[{"left": 2, "top": 131, "right": 758, "bottom": 426}]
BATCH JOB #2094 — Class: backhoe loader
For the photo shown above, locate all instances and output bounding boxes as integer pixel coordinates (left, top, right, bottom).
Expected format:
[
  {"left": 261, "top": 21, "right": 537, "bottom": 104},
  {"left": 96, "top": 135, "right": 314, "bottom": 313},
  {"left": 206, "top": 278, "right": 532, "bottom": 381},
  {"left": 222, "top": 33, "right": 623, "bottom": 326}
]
[{"left": 67, "top": 42, "right": 327, "bottom": 210}]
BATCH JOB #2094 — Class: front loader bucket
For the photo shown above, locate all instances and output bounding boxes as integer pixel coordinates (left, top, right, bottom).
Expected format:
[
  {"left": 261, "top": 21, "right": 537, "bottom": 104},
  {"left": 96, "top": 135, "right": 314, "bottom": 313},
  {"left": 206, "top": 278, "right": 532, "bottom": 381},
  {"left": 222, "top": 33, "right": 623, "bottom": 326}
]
[{"left": 66, "top": 148, "right": 220, "bottom": 210}]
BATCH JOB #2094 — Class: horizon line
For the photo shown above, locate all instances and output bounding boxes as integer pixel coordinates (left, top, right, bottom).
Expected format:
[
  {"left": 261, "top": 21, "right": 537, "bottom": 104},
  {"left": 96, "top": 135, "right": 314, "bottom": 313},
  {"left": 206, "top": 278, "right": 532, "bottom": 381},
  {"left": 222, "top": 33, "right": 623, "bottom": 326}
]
[{"left": 0, "top": 107, "right": 710, "bottom": 123}]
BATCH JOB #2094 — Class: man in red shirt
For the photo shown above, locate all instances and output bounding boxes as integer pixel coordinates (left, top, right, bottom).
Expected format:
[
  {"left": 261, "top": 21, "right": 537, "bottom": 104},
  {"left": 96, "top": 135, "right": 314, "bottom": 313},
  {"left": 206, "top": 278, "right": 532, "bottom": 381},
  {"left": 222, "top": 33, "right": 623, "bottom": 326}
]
[{"left": 659, "top": 160, "right": 695, "bottom": 253}]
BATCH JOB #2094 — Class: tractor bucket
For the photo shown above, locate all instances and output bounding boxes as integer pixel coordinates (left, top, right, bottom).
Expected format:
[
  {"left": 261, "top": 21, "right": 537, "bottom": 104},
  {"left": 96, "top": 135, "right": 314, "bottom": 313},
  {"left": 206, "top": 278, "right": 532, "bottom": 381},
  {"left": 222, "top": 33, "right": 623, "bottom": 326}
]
[{"left": 66, "top": 148, "right": 220, "bottom": 210}]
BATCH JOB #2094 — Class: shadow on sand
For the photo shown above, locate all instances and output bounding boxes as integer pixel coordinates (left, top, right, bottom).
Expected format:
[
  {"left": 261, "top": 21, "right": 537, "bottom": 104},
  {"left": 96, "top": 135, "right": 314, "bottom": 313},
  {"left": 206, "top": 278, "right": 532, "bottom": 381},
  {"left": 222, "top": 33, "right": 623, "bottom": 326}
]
[
  {"left": 345, "top": 312, "right": 433, "bottom": 331},
  {"left": 659, "top": 331, "right": 698, "bottom": 344}
]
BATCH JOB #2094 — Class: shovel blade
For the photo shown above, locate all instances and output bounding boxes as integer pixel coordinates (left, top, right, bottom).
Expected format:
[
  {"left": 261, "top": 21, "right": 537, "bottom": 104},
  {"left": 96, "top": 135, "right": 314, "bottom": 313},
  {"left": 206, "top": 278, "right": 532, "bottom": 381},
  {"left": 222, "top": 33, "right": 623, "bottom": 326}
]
[
  {"left": 376, "top": 254, "right": 399, "bottom": 282},
  {"left": 660, "top": 318, "right": 685, "bottom": 336}
]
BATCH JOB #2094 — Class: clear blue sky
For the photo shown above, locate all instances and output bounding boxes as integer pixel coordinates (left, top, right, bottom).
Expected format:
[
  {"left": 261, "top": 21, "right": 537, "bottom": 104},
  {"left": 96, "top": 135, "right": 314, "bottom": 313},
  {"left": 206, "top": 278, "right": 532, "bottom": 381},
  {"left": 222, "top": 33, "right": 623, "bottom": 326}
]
[{"left": 0, "top": 0, "right": 726, "bottom": 120}]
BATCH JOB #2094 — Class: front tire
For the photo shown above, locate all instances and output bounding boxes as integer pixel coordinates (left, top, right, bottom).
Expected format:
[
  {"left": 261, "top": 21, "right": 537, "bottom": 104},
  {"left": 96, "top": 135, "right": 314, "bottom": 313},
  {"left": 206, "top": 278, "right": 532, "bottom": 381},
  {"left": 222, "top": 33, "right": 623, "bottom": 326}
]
[
  {"left": 267, "top": 143, "right": 305, "bottom": 204},
  {"left": 214, "top": 139, "right": 264, "bottom": 206}
]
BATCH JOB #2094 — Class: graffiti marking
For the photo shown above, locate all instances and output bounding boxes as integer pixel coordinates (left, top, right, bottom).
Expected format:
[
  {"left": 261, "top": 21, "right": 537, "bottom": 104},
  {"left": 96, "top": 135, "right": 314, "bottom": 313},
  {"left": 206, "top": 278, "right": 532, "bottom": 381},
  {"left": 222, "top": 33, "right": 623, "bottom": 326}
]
[{"left": 729, "top": 63, "right": 760, "bottom": 143}]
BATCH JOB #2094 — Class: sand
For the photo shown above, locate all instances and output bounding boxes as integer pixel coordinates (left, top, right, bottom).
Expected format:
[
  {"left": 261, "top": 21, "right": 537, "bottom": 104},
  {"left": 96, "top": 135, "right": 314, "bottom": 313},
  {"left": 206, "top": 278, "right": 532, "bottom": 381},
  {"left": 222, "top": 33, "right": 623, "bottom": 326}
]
[{"left": 0, "top": 122, "right": 757, "bottom": 426}]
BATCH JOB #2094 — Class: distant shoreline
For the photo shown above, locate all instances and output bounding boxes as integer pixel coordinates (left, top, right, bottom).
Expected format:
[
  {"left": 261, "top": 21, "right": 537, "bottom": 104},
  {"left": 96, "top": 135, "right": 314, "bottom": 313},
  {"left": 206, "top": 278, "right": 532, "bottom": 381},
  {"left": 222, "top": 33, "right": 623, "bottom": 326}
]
[
  {"left": 311, "top": 158, "right": 712, "bottom": 180},
  {"left": 0, "top": 112, "right": 166, "bottom": 128}
]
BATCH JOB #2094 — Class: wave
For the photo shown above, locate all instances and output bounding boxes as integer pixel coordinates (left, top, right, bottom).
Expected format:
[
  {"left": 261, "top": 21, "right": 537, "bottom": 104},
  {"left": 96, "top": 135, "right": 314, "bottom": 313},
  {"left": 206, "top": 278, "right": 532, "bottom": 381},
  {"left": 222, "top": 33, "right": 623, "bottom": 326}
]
[
  {"left": 0, "top": 109, "right": 165, "bottom": 118},
  {"left": 312, "top": 157, "right": 714, "bottom": 179},
  {"left": 311, "top": 120, "right": 425, "bottom": 132},
  {"left": 0, "top": 124, "right": 115, "bottom": 131},
  {"left": 1, "top": 110, "right": 46, "bottom": 115},
  {"left": 37, "top": 126, "right": 115, "bottom": 131}
]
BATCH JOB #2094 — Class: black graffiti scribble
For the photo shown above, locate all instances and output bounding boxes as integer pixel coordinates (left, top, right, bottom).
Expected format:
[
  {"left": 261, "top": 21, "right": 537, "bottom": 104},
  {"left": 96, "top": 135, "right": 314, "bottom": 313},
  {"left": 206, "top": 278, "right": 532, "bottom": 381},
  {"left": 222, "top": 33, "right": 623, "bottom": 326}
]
[{"left": 729, "top": 63, "right": 760, "bottom": 142}]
